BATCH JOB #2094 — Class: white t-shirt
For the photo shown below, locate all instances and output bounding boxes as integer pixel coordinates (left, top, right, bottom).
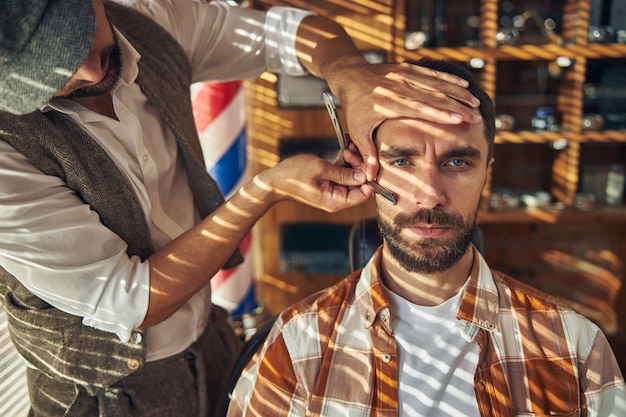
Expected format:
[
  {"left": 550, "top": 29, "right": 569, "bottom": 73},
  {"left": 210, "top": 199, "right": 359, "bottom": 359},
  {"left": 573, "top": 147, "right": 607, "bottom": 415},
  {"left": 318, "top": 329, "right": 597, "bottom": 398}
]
[
  {"left": 384, "top": 281, "right": 481, "bottom": 417},
  {"left": 0, "top": 0, "right": 312, "bottom": 361}
]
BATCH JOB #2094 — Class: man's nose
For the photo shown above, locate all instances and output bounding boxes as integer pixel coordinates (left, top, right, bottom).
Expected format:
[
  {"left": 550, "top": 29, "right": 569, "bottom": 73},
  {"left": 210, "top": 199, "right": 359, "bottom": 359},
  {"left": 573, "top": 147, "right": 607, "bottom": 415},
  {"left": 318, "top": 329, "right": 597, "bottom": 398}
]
[
  {"left": 408, "top": 169, "right": 446, "bottom": 209},
  {"left": 73, "top": 50, "right": 106, "bottom": 84}
]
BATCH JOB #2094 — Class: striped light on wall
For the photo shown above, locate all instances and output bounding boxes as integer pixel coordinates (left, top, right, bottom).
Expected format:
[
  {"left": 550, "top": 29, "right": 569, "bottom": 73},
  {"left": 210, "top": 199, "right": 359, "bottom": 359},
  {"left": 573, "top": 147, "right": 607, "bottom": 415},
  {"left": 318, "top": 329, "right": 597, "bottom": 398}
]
[{"left": 191, "top": 80, "right": 257, "bottom": 316}]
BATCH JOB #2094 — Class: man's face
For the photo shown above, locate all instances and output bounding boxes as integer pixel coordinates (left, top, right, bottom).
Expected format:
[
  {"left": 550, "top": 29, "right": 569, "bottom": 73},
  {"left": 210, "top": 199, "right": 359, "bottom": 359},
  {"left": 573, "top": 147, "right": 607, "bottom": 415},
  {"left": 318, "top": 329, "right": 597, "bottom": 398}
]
[
  {"left": 55, "top": 0, "right": 121, "bottom": 98},
  {"left": 375, "top": 118, "right": 492, "bottom": 274}
]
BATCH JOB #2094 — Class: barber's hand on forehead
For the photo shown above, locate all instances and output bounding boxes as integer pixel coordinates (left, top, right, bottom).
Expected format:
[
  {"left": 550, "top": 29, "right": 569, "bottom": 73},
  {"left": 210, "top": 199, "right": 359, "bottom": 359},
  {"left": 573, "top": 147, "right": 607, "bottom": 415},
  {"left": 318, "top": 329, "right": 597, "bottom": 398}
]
[{"left": 329, "top": 60, "right": 482, "bottom": 181}]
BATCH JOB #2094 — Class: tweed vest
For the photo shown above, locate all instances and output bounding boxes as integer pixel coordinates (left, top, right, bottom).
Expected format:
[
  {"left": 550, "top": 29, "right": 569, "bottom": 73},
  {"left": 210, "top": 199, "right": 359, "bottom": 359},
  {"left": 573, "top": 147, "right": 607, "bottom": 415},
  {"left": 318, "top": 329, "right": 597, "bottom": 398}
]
[{"left": 0, "top": 1, "right": 243, "bottom": 393}]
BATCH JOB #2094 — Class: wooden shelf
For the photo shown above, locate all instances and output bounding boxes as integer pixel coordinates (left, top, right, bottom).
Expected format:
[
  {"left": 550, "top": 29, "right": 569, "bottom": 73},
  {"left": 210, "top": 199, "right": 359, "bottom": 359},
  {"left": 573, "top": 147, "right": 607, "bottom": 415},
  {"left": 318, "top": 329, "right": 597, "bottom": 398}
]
[
  {"left": 401, "top": 42, "right": 626, "bottom": 62},
  {"left": 478, "top": 206, "right": 626, "bottom": 224},
  {"left": 493, "top": 130, "right": 626, "bottom": 144}
]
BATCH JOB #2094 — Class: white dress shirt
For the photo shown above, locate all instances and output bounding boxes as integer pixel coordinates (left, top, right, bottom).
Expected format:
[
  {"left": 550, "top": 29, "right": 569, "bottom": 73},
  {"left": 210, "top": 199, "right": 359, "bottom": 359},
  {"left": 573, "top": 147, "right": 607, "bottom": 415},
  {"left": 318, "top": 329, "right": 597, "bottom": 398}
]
[{"left": 0, "top": 0, "right": 312, "bottom": 361}]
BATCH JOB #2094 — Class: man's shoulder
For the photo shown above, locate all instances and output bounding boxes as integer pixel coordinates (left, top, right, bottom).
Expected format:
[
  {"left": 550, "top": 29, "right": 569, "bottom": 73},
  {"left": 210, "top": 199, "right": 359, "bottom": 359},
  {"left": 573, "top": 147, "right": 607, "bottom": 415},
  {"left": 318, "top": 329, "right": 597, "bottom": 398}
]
[
  {"left": 277, "top": 270, "right": 362, "bottom": 329},
  {"left": 491, "top": 269, "right": 601, "bottom": 330},
  {"left": 492, "top": 270, "right": 571, "bottom": 309}
]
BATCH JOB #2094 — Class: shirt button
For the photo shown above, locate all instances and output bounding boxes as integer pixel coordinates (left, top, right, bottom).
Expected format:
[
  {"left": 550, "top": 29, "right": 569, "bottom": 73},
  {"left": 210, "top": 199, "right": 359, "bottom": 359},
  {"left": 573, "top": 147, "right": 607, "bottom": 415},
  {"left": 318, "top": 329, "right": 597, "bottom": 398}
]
[
  {"left": 382, "top": 353, "right": 392, "bottom": 363},
  {"left": 142, "top": 154, "right": 148, "bottom": 163},
  {"left": 131, "top": 332, "right": 143, "bottom": 345},
  {"left": 127, "top": 358, "right": 140, "bottom": 370}
]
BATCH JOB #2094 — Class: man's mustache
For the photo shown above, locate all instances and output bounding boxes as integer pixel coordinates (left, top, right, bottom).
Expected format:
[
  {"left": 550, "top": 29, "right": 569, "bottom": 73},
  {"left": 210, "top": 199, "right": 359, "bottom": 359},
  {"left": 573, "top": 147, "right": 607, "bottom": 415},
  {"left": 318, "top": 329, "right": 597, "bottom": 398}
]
[{"left": 394, "top": 209, "right": 465, "bottom": 228}]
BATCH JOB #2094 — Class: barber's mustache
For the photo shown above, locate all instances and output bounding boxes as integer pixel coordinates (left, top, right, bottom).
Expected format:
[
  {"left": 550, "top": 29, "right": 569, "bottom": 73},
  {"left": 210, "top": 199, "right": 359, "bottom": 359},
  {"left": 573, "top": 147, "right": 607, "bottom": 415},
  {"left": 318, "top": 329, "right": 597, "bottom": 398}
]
[{"left": 394, "top": 209, "right": 465, "bottom": 228}]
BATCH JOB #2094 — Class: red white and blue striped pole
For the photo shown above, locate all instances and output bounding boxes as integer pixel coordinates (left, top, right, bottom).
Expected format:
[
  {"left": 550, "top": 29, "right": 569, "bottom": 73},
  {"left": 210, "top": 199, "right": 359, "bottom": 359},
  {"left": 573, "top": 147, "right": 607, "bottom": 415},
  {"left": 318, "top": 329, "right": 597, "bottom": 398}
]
[{"left": 191, "top": 80, "right": 257, "bottom": 316}]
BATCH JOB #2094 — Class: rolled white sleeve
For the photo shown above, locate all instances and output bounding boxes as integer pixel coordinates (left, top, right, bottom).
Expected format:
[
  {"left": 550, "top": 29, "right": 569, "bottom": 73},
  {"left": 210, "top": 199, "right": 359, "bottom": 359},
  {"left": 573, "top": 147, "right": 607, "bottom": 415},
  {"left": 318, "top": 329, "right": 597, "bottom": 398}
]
[
  {"left": 264, "top": 6, "right": 314, "bottom": 76},
  {"left": 120, "top": 0, "right": 314, "bottom": 81},
  {"left": 0, "top": 142, "right": 149, "bottom": 342}
]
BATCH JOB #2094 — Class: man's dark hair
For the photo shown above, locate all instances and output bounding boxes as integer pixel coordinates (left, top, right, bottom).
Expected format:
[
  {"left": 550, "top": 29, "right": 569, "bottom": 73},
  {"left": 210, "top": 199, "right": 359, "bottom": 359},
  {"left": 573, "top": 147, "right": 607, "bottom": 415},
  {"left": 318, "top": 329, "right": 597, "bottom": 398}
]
[{"left": 414, "top": 58, "right": 496, "bottom": 162}]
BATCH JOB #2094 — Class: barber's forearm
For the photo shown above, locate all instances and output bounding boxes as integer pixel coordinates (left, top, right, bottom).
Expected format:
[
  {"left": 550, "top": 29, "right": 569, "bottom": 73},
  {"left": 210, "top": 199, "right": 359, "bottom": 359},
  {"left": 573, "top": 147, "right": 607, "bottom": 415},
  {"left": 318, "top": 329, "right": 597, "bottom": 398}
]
[
  {"left": 141, "top": 154, "right": 367, "bottom": 328},
  {"left": 295, "top": 15, "right": 366, "bottom": 96},
  {"left": 141, "top": 178, "right": 278, "bottom": 328}
]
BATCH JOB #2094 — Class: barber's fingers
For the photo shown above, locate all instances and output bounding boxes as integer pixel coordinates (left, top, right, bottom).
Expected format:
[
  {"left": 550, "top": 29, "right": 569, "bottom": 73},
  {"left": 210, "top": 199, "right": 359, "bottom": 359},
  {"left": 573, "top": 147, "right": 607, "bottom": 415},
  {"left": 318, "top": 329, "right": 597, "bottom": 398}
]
[
  {"left": 265, "top": 155, "right": 372, "bottom": 211},
  {"left": 360, "top": 62, "right": 481, "bottom": 122},
  {"left": 391, "top": 62, "right": 481, "bottom": 109},
  {"left": 352, "top": 146, "right": 379, "bottom": 183},
  {"left": 321, "top": 162, "right": 366, "bottom": 185},
  {"left": 331, "top": 138, "right": 375, "bottom": 183},
  {"left": 342, "top": 62, "right": 482, "bottom": 125},
  {"left": 341, "top": 146, "right": 368, "bottom": 175}
]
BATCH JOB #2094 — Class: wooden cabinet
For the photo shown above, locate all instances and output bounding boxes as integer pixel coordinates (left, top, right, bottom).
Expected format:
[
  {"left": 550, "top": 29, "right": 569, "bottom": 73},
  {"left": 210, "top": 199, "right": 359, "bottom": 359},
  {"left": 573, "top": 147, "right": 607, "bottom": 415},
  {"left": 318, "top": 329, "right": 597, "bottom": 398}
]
[{"left": 245, "top": 0, "right": 626, "bottom": 328}]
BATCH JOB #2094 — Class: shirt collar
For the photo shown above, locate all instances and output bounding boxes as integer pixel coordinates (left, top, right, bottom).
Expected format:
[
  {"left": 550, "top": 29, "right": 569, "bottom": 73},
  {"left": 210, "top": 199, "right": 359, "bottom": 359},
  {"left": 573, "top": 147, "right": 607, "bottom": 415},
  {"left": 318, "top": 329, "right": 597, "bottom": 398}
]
[
  {"left": 457, "top": 247, "right": 500, "bottom": 334},
  {"left": 355, "top": 245, "right": 500, "bottom": 338},
  {"left": 41, "top": 27, "right": 141, "bottom": 116},
  {"left": 354, "top": 247, "right": 393, "bottom": 334}
]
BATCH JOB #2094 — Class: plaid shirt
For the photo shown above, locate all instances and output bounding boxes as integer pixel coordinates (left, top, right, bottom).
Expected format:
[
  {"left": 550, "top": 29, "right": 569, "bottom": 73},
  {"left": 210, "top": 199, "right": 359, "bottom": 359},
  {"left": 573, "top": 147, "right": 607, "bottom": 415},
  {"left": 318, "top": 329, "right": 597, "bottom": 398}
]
[{"left": 228, "top": 247, "right": 626, "bottom": 416}]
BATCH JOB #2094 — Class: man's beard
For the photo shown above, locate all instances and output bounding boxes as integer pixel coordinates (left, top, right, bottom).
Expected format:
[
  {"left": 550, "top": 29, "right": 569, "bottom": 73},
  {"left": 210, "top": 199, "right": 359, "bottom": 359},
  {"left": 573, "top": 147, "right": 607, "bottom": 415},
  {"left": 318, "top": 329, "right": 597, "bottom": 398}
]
[
  {"left": 378, "top": 207, "right": 477, "bottom": 274},
  {"left": 66, "top": 40, "right": 122, "bottom": 98}
]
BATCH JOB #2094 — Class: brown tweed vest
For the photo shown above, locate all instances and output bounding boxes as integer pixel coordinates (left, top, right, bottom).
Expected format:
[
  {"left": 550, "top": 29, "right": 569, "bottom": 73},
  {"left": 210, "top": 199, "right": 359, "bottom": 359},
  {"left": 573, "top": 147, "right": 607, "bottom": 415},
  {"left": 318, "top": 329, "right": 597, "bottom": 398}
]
[{"left": 0, "top": 1, "right": 242, "bottom": 394}]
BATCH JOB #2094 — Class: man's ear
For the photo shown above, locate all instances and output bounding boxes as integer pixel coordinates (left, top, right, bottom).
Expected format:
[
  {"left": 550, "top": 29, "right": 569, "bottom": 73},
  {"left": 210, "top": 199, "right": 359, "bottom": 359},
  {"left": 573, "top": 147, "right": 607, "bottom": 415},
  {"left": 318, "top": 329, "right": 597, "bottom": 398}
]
[{"left": 483, "top": 157, "right": 495, "bottom": 189}]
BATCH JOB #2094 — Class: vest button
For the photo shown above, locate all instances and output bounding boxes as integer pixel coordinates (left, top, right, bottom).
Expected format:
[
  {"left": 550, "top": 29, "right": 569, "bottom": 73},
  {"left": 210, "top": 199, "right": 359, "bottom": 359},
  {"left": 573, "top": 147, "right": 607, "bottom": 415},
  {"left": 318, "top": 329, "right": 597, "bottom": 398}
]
[
  {"left": 131, "top": 332, "right": 143, "bottom": 345},
  {"left": 382, "top": 353, "right": 392, "bottom": 363},
  {"left": 127, "top": 358, "right": 140, "bottom": 370}
]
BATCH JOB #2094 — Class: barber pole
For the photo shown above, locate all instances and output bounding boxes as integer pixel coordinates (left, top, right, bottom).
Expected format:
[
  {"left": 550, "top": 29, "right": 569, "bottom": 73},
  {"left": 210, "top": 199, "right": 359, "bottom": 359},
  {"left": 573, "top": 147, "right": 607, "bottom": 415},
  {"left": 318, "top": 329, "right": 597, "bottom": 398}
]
[{"left": 191, "top": 80, "right": 257, "bottom": 316}]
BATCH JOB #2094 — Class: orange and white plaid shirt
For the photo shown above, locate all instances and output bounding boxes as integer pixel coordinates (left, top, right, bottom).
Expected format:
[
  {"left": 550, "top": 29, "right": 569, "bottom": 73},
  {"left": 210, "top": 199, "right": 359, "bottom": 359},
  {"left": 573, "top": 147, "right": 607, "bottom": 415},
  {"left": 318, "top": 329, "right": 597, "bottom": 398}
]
[{"left": 228, "top": 247, "right": 626, "bottom": 416}]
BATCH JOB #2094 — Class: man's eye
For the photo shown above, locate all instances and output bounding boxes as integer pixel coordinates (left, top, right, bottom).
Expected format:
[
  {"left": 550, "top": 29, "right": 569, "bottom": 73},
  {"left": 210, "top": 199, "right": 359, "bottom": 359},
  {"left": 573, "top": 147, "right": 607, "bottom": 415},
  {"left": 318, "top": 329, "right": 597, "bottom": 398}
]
[
  {"left": 391, "top": 159, "right": 409, "bottom": 167},
  {"left": 447, "top": 159, "right": 467, "bottom": 167}
]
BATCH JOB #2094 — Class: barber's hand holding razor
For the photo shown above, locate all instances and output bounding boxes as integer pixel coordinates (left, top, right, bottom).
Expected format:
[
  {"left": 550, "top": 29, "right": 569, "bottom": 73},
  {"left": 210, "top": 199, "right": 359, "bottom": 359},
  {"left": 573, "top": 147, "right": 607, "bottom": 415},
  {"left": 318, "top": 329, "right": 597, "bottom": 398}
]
[{"left": 255, "top": 154, "right": 372, "bottom": 212}]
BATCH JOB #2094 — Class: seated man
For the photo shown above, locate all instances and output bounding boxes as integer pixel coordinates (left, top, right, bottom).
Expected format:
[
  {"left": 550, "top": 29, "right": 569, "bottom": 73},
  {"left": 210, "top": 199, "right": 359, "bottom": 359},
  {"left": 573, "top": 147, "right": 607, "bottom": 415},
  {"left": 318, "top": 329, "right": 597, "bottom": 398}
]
[{"left": 227, "top": 58, "right": 626, "bottom": 417}]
